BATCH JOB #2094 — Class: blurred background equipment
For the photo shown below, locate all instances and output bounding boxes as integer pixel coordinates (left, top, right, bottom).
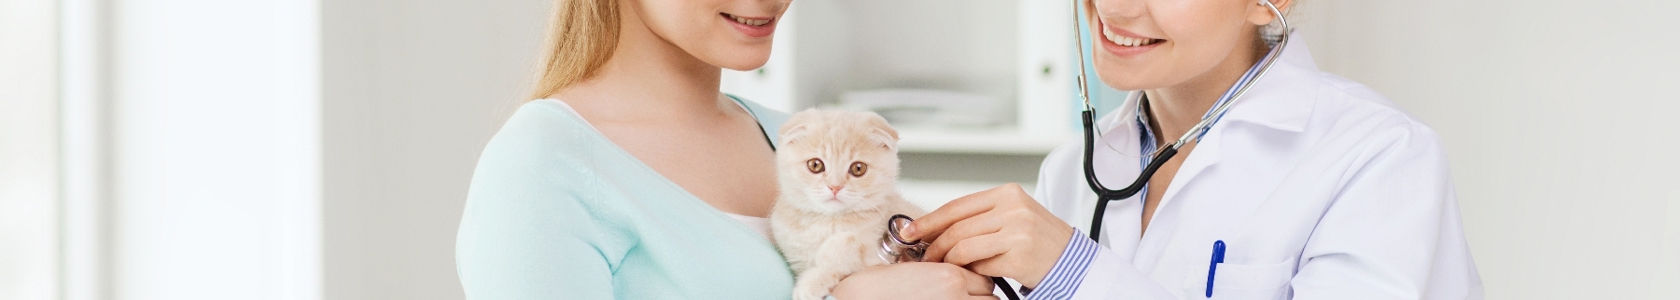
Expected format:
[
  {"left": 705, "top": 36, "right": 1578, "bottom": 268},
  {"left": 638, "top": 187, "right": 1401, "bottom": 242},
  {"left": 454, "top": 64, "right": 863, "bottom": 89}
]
[{"left": 2, "top": 0, "right": 1677, "bottom": 300}]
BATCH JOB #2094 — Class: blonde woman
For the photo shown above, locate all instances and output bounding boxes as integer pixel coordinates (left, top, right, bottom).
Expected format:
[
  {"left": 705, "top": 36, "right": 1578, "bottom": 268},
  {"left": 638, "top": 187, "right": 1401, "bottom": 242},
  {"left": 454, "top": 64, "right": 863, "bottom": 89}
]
[{"left": 454, "top": 0, "right": 995, "bottom": 299}]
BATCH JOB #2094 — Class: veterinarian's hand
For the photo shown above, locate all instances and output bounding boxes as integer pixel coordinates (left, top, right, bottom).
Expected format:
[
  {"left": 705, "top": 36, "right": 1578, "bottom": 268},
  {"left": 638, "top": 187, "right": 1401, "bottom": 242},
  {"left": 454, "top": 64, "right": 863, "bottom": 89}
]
[
  {"left": 901, "top": 183, "right": 1074, "bottom": 289},
  {"left": 830, "top": 262, "right": 998, "bottom": 300}
]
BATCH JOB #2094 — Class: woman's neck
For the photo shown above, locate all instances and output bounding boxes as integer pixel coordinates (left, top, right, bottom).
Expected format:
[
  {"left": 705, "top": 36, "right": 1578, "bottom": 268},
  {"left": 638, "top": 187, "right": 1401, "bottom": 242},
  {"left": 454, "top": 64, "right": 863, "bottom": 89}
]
[
  {"left": 1141, "top": 38, "right": 1267, "bottom": 143},
  {"left": 552, "top": 9, "right": 730, "bottom": 124}
]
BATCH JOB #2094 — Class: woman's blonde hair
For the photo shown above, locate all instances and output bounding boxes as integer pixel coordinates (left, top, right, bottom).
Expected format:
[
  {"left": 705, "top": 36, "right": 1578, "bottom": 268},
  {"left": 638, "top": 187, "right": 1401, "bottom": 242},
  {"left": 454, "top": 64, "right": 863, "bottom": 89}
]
[{"left": 530, "top": 0, "right": 622, "bottom": 99}]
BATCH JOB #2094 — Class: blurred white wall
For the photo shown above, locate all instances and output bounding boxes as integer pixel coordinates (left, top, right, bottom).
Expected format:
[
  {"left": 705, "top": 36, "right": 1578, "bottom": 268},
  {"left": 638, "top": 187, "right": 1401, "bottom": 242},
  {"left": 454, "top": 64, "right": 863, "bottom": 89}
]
[
  {"left": 106, "top": 0, "right": 321, "bottom": 299},
  {"left": 319, "top": 1, "right": 548, "bottom": 299},
  {"left": 0, "top": 0, "right": 61, "bottom": 299},
  {"left": 1295, "top": 1, "right": 1680, "bottom": 298},
  {"left": 37, "top": 0, "right": 548, "bottom": 299}
]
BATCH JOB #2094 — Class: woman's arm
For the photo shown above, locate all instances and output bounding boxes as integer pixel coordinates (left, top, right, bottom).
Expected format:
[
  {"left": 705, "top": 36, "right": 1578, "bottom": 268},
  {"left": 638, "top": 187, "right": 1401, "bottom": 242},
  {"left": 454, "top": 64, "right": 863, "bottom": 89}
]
[
  {"left": 830, "top": 262, "right": 1002, "bottom": 300},
  {"left": 456, "top": 178, "right": 615, "bottom": 299}
]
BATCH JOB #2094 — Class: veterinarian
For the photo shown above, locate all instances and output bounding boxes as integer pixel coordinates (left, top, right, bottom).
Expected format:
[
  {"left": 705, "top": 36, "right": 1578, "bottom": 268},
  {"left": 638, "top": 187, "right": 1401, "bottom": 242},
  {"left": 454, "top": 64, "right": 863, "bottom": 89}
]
[{"left": 892, "top": 0, "right": 1485, "bottom": 299}]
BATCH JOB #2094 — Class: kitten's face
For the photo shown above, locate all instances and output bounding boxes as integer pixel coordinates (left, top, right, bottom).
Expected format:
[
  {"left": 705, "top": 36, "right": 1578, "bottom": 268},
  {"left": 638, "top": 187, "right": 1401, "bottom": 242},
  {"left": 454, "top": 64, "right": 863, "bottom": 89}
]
[{"left": 776, "top": 109, "right": 900, "bottom": 214}]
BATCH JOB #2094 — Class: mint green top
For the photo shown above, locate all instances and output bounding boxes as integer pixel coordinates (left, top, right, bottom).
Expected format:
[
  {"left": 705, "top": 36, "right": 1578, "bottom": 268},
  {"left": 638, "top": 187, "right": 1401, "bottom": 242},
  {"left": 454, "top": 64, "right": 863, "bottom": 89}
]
[{"left": 456, "top": 97, "right": 794, "bottom": 299}]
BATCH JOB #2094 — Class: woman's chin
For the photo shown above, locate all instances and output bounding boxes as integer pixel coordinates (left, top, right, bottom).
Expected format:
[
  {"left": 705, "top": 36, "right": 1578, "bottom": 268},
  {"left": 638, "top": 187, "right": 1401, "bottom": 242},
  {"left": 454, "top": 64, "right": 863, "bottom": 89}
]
[
  {"left": 702, "top": 49, "right": 771, "bottom": 71},
  {"left": 1096, "top": 77, "right": 1158, "bottom": 92},
  {"left": 718, "top": 62, "right": 768, "bottom": 72},
  {"left": 1094, "top": 67, "right": 1179, "bottom": 91},
  {"left": 1093, "top": 59, "right": 1173, "bottom": 91}
]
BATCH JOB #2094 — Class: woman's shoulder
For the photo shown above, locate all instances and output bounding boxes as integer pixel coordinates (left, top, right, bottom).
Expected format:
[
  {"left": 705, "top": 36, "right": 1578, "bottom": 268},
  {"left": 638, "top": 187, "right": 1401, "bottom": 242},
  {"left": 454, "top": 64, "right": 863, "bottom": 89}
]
[
  {"left": 482, "top": 99, "right": 601, "bottom": 159},
  {"left": 1303, "top": 72, "right": 1449, "bottom": 165},
  {"left": 469, "top": 99, "right": 603, "bottom": 198},
  {"left": 1299, "top": 72, "right": 1433, "bottom": 133},
  {"left": 497, "top": 99, "right": 596, "bottom": 139}
]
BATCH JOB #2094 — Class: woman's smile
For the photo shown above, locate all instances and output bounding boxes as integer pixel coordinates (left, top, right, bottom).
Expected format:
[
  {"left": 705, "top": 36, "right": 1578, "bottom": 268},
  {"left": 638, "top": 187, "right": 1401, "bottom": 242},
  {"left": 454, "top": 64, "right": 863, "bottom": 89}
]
[
  {"left": 721, "top": 12, "right": 777, "bottom": 38},
  {"left": 1098, "top": 21, "right": 1164, "bottom": 57}
]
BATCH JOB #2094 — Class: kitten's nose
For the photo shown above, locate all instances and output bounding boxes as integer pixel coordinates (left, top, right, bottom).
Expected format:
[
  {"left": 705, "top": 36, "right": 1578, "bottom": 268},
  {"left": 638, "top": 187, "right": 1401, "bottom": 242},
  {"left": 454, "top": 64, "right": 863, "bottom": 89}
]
[{"left": 828, "top": 185, "right": 843, "bottom": 195}]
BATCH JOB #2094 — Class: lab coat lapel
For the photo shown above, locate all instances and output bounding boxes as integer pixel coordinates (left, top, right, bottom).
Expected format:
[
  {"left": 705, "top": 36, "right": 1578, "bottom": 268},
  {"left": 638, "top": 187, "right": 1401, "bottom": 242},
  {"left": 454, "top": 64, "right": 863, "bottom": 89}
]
[
  {"left": 1131, "top": 127, "right": 1223, "bottom": 273},
  {"left": 1132, "top": 33, "right": 1321, "bottom": 272},
  {"left": 1151, "top": 32, "right": 1320, "bottom": 222}
]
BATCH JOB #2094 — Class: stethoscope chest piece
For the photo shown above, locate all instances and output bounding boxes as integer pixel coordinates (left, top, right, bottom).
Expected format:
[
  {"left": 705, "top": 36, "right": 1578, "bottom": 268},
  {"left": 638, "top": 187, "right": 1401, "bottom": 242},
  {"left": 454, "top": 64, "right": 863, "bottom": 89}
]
[
  {"left": 879, "top": 214, "right": 1023, "bottom": 300},
  {"left": 879, "top": 214, "right": 929, "bottom": 264}
]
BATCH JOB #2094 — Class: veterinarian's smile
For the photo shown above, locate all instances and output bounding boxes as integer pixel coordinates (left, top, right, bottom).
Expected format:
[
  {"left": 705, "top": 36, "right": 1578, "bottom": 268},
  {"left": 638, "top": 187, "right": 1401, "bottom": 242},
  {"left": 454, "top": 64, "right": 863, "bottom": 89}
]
[{"left": 1097, "top": 19, "right": 1164, "bottom": 57}]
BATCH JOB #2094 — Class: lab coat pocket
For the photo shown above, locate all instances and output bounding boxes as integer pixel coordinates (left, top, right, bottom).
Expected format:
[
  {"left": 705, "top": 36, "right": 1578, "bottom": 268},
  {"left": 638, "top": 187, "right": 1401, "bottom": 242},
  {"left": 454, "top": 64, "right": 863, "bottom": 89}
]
[{"left": 1181, "top": 259, "right": 1294, "bottom": 300}]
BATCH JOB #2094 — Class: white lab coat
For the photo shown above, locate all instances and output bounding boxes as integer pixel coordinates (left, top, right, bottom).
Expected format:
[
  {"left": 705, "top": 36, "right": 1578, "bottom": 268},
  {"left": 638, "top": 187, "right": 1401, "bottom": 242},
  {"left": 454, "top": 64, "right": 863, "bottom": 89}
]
[{"left": 1033, "top": 35, "right": 1484, "bottom": 300}]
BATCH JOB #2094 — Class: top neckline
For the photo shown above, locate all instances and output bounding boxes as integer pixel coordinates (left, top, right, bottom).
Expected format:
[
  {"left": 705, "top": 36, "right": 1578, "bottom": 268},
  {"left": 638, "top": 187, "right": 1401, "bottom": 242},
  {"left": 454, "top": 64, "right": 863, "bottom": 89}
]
[
  {"left": 723, "top": 212, "right": 773, "bottom": 241},
  {"left": 534, "top": 96, "right": 781, "bottom": 240},
  {"left": 538, "top": 95, "right": 775, "bottom": 151}
]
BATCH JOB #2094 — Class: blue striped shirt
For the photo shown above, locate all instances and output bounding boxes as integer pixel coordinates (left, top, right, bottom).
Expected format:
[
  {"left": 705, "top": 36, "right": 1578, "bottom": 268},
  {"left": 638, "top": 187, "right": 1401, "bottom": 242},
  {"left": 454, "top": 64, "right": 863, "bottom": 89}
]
[{"left": 1022, "top": 229, "right": 1100, "bottom": 300}]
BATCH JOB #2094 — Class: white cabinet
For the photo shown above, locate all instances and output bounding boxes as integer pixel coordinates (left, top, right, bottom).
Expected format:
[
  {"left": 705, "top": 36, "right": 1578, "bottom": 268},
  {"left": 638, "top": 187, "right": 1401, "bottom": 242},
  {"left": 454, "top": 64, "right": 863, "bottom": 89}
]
[{"left": 722, "top": 0, "right": 1084, "bottom": 155}]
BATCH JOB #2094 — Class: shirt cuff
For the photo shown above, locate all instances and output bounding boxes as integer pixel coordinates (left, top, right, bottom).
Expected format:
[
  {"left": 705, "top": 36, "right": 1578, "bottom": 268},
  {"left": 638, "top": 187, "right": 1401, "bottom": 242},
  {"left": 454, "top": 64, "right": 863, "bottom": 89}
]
[{"left": 1022, "top": 229, "right": 1100, "bottom": 300}]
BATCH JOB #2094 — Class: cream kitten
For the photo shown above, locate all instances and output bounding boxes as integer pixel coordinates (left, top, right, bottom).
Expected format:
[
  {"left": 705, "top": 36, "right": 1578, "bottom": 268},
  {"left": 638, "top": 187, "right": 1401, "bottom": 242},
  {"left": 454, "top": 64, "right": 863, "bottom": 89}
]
[{"left": 770, "top": 109, "right": 926, "bottom": 300}]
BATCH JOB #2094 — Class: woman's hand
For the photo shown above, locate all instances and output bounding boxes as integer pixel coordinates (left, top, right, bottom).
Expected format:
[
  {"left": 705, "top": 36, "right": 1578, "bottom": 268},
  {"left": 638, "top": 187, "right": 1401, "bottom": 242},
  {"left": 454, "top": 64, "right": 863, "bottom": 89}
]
[
  {"left": 830, "top": 262, "right": 998, "bottom": 300},
  {"left": 901, "top": 183, "right": 1074, "bottom": 289}
]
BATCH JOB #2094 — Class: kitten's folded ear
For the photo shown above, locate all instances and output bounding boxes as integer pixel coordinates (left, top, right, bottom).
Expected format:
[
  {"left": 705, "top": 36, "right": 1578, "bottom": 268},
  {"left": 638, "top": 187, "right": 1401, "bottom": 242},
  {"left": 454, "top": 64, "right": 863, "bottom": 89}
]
[
  {"left": 779, "top": 108, "right": 821, "bottom": 145},
  {"left": 862, "top": 112, "right": 899, "bottom": 150}
]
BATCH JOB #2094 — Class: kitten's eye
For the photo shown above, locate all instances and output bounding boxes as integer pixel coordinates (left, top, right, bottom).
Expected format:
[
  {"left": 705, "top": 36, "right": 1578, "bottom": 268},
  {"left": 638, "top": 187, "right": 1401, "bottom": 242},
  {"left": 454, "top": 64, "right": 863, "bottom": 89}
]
[
  {"left": 807, "top": 159, "right": 825, "bottom": 174},
  {"left": 849, "top": 162, "right": 868, "bottom": 177}
]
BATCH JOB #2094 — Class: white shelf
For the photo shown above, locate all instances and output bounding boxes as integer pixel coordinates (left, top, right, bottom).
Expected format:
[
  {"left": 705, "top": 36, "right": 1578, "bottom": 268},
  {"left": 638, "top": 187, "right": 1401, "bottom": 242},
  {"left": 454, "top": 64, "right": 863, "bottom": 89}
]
[{"left": 896, "top": 127, "right": 1074, "bottom": 155}]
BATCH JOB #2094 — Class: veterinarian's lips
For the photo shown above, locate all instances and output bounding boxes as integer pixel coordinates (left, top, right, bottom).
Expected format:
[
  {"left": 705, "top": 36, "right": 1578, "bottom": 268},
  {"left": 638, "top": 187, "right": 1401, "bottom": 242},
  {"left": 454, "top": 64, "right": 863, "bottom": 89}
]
[
  {"left": 1097, "top": 21, "right": 1165, "bottom": 58},
  {"left": 1102, "top": 26, "right": 1162, "bottom": 47}
]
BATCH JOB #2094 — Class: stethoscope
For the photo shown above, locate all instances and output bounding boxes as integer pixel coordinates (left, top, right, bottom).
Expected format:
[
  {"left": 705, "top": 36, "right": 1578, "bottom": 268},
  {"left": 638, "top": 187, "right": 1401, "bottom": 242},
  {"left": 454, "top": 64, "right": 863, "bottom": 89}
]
[
  {"left": 878, "top": 214, "right": 1025, "bottom": 300},
  {"left": 876, "top": 1, "right": 1293, "bottom": 298},
  {"left": 1076, "top": 0, "right": 1293, "bottom": 241}
]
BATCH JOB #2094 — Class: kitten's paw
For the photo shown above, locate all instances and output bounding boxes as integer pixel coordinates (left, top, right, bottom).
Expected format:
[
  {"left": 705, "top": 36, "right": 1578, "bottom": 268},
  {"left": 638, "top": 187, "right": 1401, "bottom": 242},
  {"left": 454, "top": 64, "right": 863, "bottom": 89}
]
[{"left": 791, "top": 281, "right": 831, "bottom": 300}]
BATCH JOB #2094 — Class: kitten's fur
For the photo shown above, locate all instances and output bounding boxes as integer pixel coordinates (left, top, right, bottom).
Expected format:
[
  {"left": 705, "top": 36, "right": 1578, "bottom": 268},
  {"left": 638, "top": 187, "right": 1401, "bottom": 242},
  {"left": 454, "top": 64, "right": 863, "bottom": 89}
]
[{"left": 770, "top": 109, "right": 926, "bottom": 300}]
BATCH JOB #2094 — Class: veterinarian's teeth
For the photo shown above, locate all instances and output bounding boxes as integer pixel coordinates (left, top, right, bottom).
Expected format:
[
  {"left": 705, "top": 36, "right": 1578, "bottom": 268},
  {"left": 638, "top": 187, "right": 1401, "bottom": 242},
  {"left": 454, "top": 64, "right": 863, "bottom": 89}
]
[{"left": 1101, "top": 27, "right": 1155, "bottom": 47}]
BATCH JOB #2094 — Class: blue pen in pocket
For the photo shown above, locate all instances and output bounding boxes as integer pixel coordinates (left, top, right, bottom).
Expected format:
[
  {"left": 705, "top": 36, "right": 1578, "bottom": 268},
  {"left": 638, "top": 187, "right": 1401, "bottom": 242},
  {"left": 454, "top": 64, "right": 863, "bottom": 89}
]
[{"left": 1205, "top": 240, "right": 1226, "bottom": 298}]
